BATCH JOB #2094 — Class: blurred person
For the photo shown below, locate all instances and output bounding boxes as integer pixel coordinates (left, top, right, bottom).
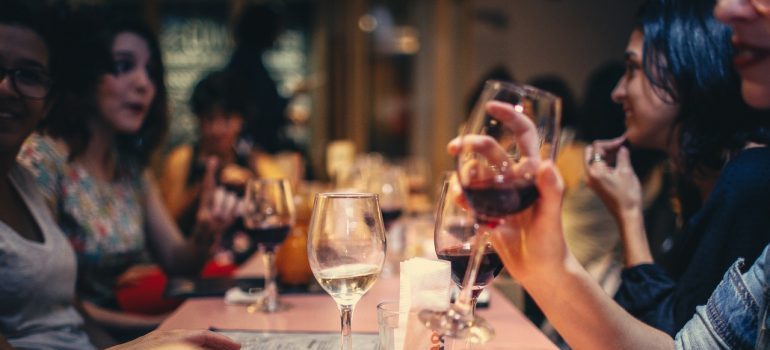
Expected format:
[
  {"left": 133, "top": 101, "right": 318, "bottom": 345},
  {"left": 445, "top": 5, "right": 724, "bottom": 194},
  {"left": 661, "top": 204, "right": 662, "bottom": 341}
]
[
  {"left": 160, "top": 70, "right": 252, "bottom": 233},
  {"left": 226, "top": 3, "right": 292, "bottom": 155},
  {"left": 0, "top": 2, "right": 240, "bottom": 350},
  {"left": 585, "top": 0, "right": 770, "bottom": 336},
  {"left": 160, "top": 70, "right": 271, "bottom": 265},
  {"left": 17, "top": 5, "right": 239, "bottom": 342},
  {"left": 448, "top": 0, "right": 770, "bottom": 348}
]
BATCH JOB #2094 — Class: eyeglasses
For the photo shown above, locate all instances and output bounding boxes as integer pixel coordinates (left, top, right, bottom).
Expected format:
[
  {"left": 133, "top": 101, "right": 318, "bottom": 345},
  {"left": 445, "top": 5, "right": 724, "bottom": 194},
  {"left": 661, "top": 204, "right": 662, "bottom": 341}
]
[{"left": 0, "top": 67, "right": 52, "bottom": 99}]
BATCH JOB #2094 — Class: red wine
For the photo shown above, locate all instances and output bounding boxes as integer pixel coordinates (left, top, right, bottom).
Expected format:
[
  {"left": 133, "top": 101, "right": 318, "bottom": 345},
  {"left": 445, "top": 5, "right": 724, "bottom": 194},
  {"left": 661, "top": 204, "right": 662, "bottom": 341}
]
[
  {"left": 463, "top": 180, "right": 538, "bottom": 219},
  {"left": 381, "top": 208, "right": 403, "bottom": 229},
  {"left": 245, "top": 225, "right": 291, "bottom": 251},
  {"left": 436, "top": 245, "right": 503, "bottom": 288}
]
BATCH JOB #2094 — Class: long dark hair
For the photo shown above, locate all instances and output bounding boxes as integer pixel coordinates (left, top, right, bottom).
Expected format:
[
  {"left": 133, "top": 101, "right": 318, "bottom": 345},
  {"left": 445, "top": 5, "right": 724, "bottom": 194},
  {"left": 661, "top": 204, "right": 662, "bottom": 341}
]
[
  {"left": 639, "top": 0, "right": 770, "bottom": 172},
  {"left": 636, "top": 0, "right": 770, "bottom": 218},
  {"left": 42, "top": 5, "right": 167, "bottom": 169}
]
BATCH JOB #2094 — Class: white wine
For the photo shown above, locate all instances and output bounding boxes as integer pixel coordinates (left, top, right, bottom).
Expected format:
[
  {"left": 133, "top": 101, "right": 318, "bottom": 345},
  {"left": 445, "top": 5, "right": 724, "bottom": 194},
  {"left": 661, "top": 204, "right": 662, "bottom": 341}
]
[{"left": 317, "top": 263, "right": 381, "bottom": 306}]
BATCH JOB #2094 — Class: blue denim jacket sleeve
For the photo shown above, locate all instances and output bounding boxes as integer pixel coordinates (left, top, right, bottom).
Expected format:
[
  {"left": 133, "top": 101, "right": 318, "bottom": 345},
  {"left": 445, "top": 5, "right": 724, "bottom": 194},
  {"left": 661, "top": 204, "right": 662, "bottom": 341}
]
[{"left": 675, "top": 244, "right": 768, "bottom": 350}]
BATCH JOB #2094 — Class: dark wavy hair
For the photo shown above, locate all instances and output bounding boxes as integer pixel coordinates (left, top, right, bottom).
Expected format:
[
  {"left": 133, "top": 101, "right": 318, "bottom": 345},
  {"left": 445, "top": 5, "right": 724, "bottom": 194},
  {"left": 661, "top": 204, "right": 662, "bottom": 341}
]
[
  {"left": 41, "top": 5, "right": 167, "bottom": 168},
  {"left": 637, "top": 0, "right": 770, "bottom": 176},
  {"left": 190, "top": 70, "right": 241, "bottom": 118}
]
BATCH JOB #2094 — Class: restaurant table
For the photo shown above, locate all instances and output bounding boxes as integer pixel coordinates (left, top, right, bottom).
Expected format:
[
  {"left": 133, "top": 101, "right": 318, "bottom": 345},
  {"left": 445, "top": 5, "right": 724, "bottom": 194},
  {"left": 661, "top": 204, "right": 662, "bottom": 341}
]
[{"left": 159, "top": 255, "right": 557, "bottom": 349}]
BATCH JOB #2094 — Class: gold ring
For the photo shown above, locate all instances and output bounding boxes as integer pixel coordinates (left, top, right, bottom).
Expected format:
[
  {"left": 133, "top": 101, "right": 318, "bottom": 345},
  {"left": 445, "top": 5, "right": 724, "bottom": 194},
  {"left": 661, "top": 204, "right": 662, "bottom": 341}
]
[{"left": 589, "top": 153, "right": 605, "bottom": 164}]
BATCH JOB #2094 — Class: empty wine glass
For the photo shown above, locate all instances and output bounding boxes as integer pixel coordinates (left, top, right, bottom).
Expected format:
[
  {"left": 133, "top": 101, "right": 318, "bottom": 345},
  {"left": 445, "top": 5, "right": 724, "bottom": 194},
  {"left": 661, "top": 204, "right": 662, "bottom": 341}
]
[
  {"left": 242, "top": 178, "right": 295, "bottom": 312},
  {"left": 308, "top": 193, "right": 386, "bottom": 350},
  {"left": 421, "top": 80, "right": 561, "bottom": 343}
]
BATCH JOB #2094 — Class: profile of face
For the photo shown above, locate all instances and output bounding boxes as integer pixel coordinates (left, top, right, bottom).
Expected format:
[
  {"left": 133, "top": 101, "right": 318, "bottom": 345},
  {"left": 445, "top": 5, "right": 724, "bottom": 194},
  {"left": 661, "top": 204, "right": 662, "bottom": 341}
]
[
  {"left": 715, "top": 0, "right": 770, "bottom": 109},
  {"left": 0, "top": 24, "right": 50, "bottom": 154},
  {"left": 611, "top": 30, "right": 680, "bottom": 150},
  {"left": 199, "top": 107, "right": 243, "bottom": 156},
  {"left": 96, "top": 31, "right": 156, "bottom": 134}
]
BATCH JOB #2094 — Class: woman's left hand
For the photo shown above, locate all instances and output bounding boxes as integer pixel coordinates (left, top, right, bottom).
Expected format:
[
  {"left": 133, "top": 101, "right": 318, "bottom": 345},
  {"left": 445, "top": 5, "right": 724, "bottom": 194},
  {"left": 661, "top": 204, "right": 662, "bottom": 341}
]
[{"left": 192, "top": 157, "right": 241, "bottom": 249}]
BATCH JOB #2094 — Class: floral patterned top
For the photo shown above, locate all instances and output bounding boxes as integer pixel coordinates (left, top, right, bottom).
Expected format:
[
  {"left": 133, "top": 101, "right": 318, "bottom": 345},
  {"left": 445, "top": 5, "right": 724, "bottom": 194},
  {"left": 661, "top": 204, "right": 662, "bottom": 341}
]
[{"left": 17, "top": 133, "right": 148, "bottom": 309}]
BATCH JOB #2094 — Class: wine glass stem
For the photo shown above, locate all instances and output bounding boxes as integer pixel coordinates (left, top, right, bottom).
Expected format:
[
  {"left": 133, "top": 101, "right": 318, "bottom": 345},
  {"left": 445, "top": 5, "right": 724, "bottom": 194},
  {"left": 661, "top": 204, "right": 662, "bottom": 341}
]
[
  {"left": 338, "top": 304, "right": 354, "bottom": 350},
  {"left": 455, "top": 228, "right": 490, "bottom": 315},
  {"left": 262, "top": 249, "right": 278, "bottom": 310}
]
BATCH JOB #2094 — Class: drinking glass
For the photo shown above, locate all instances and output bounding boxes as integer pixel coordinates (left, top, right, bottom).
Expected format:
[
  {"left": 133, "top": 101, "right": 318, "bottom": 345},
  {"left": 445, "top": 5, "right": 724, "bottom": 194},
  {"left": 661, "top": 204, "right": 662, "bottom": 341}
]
[
  {"left": 434, "top": 174, "right": 503, "bottom": 313},
  {"left": 421, "top": 80, "right": 561, "bottom": 343},
  {"left": 242, "top": 178, "right": 295, "bottom": 312},
  {"left": 308, "top": 193, "right": 386, "bottom": 350}
]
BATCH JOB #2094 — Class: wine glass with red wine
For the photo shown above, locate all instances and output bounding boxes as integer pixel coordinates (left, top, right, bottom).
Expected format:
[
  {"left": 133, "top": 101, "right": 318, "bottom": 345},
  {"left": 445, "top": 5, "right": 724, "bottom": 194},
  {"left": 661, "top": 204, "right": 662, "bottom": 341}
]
[
  {"left": 242, "top": 178, "right": 295, "bottom": 312},
  {"left": 434, "top": 175, "right": 503, "bottom": 311},
  {"left": 421, "top": 80, "right": 560, "bottom": 343}
]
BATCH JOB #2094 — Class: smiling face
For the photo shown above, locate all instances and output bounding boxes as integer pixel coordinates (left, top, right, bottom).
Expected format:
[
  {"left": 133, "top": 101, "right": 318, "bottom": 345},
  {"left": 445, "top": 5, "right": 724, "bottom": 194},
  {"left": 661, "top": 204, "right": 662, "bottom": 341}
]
[
  {"left": 611, "top": 30, "right": 680, "bottom": 151},
  {"left": 715, "top": 0, "right": 770, "bottom": 108},
  {"left": 0, "top": 24, "right": 49, "bottom": 155},
  {"left": 95, "top": 31, "right": 156, "bottom": 135}
]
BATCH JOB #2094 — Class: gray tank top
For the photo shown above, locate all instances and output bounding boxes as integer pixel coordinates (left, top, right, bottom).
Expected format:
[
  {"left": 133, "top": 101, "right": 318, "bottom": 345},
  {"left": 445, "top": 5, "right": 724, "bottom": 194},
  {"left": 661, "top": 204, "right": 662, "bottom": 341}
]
[{"left": 0, "top": 165, "right": 94, "bottom": 350}]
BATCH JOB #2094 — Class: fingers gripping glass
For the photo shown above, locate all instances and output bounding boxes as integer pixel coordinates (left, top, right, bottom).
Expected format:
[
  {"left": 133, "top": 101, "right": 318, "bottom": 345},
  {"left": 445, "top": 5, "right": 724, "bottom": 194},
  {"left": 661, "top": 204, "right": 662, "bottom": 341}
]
[
  {"left": 0, "top": 67, "right": 52, "bottom": 99},
  {"left": 752, "top": 0, "right": 770, "bottom": 14},
  {"left": 419, "top": 80, "right": 561, "bottom": 344}
]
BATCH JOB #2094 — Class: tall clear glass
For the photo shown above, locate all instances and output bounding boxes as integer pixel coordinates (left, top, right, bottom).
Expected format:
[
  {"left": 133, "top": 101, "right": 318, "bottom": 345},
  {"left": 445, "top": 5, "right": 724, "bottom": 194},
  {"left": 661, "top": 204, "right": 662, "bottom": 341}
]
[
  {"left": 421, "top": 80, "right": 561, "bottom": 343},
  {"left": 308, "top": 193, "right": 386, "bottom": 350},
  {"left": 242, "top": 178, "right": 295, "bottom": 312}
]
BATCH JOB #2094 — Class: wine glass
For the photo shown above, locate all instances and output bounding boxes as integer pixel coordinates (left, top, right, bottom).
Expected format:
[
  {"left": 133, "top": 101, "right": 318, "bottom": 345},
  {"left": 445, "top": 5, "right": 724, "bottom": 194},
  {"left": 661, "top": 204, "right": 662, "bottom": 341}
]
[
  {"left": 434, "top": 174, "right": 503, "bottom": 313},
  {"left": 308, "top": 193, "right": 386, "bottom": 350},
  {"left": 421, "top": 80, "right": 561, "bottom": 342},
  {"left": 242, "top": 178, "right": 295, "bottom": 312},
  {"left": 372, "top": 165, "right": 408, "bottom": 230}
]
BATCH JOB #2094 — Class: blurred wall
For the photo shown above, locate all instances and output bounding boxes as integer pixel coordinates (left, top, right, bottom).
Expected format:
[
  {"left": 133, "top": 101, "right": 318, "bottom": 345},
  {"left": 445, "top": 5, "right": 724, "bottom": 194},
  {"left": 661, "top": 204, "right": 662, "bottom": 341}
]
[{"left": 468, "top": 0, "right": 644, "bottom": 99}]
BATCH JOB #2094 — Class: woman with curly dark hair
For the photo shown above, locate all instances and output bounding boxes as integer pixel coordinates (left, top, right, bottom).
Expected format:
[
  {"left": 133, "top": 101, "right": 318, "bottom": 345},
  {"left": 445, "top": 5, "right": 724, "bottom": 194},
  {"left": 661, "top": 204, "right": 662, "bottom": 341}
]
[
  {"left": 16, "top": 6, "right": 240, "bottom": 341},
  {"left": 584, "top": 0, "right": 770, "bottom": 336}
]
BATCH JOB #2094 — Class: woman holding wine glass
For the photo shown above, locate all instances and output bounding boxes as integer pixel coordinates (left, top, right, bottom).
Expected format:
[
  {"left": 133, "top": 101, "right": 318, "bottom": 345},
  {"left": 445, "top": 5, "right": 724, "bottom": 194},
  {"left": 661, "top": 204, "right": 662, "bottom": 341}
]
[
  {"left": 307, "top": 193, "right": 386, "bottom": 350},
  {"left": 444, "top": 1, "right": 770, "bottom": 348}
]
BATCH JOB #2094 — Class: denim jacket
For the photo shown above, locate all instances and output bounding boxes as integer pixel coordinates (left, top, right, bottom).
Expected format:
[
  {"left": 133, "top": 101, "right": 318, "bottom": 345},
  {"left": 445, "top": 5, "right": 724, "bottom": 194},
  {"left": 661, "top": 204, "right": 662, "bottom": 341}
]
[{"left": 675, "top": 244, "right": 770, "bottom": 349}]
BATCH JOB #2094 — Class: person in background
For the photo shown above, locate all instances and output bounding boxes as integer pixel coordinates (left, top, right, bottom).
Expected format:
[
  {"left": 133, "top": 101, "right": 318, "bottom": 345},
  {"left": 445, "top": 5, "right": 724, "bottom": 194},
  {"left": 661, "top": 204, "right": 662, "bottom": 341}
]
[
  {"left": 225, "top": 3, "right": 293, "bottom": 155},
  {"left": 160, "top": 70, "right": 267, "bottom": 265},
  {"left": 0, "top": 2, "right": 239, "bottom": 350},
  {"left": 17, "top": 5, "right": 239, "bottom": 343},
  {"left": 586, "top": 0, "right": 770, "bottom": 335},
  {"left": 160, "top": 70, "right": 252, "bottom": 234},
  {"left": 454, "top": 0, "right": 770, "bottom": 348}
]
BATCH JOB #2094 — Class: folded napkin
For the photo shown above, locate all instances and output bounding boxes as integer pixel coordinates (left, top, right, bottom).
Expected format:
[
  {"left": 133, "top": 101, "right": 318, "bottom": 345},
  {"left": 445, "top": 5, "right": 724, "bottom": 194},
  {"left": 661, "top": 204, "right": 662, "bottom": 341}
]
[
  {"left": 397, "top": 257, "right": 451, "bottom": 350},
  {"left": 224, "top": 287, "right": 264, "bottom": 305}
]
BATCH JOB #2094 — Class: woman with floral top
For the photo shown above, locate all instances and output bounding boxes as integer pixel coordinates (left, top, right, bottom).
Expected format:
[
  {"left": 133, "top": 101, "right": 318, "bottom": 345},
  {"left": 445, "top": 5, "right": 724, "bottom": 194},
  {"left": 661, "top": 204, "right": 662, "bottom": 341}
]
[{"left": 17, "top": 6, "right": 239, "bottom": 342}]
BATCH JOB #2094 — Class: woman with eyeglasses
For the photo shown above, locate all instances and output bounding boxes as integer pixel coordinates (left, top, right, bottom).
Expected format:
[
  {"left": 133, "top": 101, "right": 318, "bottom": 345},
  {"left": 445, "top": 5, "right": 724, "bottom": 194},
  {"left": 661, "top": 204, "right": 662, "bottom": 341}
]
[
  {"left": 15, "top": 5, "right": 240, "bottom": 343},
  {"left": 453, "top": 0, "right": 770, "bottom": 348},
  {"left": 0, "top": 2, "right": 240, "bottom": 350}
]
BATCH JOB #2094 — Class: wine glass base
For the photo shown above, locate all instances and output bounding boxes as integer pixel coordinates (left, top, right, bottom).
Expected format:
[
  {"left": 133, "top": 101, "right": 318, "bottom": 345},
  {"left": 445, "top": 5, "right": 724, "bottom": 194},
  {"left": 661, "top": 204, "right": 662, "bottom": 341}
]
[
  {"left": 246, "top": 297, "right": 292, "bottom": 313},
  {"left": 418, "top": 308, "right": 495, "bottom": 344}
]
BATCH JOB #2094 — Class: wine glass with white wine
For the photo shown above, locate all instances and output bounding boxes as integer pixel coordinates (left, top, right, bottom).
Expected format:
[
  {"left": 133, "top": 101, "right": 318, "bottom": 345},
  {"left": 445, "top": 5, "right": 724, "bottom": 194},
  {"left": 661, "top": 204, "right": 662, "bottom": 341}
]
[{"left": 307, "top": 193, "right": 386, "bottom": 350}]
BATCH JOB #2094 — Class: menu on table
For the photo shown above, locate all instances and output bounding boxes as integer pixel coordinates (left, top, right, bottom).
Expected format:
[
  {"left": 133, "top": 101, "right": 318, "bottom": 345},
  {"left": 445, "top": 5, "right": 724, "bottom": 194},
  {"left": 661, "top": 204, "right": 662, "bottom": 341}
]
[{"left": 214, "top": 329, "right": 379, "bottom": 350}]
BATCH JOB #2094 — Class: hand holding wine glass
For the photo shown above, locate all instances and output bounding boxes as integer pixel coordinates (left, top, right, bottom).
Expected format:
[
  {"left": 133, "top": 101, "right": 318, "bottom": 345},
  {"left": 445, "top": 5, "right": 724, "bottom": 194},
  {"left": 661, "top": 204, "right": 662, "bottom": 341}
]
[
  {"left": 422, "top": 80, "right": 561, "bottom": 343},
  {"left": 308, "top": 193, "right": 386, "bottom": 350}
]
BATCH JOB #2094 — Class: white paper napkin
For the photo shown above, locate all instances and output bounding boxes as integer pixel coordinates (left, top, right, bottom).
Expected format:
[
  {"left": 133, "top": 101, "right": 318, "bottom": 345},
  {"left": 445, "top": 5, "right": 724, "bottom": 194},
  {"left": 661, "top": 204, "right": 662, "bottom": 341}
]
[{"left": 397, "top": 257, "right": 451, "bottom": 350}]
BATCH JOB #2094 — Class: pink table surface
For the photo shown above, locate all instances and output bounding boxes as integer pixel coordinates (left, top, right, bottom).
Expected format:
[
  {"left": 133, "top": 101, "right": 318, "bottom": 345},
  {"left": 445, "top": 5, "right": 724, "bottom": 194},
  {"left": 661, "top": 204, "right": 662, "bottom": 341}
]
[{"left": 159, "top": 275, "right": 556, "bottom": 349}]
